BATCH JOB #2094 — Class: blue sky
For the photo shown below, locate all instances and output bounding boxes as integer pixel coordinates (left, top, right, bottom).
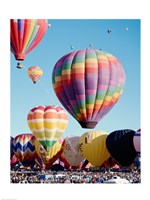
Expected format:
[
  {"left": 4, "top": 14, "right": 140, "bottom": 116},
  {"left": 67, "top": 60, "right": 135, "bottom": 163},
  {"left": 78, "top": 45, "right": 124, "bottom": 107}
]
[{"left": 11, "top": 19, "right": 140, "bottom": 138}]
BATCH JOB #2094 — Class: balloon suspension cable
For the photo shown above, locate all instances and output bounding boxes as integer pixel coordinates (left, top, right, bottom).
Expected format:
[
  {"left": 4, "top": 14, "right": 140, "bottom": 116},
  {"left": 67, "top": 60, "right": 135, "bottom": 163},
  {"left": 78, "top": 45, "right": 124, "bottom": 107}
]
[{"left": 38, "top": 80, "right": 56, "bottom": 104}]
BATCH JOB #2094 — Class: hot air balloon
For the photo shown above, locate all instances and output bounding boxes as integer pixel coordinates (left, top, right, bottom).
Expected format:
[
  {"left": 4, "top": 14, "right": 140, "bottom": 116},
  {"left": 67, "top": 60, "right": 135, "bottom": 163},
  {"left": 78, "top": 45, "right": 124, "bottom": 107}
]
[
  {"left": 35, "top": 138, "right": 64, "bottom": 167},
  {"left": 78, "top": 159, "right": 91, "bottom": 169},
  {"left": 34, "top": 154, "right": 44, "bottom": 169},
  {"left": 12, "top": 133, "right": 37, "bottom": 167},
  {"left": 107, "top": 29, "right": 112, "bottom": 34},
  {"left": 106, "top": 129, "right": 138, "bottom": 166},
  {"left": 11, "top": 154, "right": 19, "bottom": 167},
  {"left": 133, "top": 128, "right": 141, "bottom": 153},
  {"left": 10, "top": 19, "right": 49, "bottom": 67},
  {"left": 52, "top": 49, "right": 126, "bottom": 128},
  {"left": 10, "top": 136, "right": 14, "bottom": 159},
  {"left": 70, "top": 45, "right": 74, "bottom": 50},
  {"left": 28, "top": 66, "right": 43, "bottom": 84},
  {"left": 89, "top": 43, "right": 93, "bottom": 48},
  {"left": 27, "top": 105, "right": 68, "bottom": 153},
  {"left": 61, "top": 136, "right": 84, "bottom": 167},
  {"left": 79, "top": 130, "right": 110, "bottom": 166}
]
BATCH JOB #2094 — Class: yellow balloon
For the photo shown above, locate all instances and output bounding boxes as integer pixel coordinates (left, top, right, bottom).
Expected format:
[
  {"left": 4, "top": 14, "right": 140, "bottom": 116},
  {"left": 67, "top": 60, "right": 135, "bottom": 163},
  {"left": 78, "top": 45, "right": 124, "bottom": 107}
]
[
  {"left": 35, "top": 138, "right": 64, "bottom": 165},
  {"left": 79, "top": 130, "right": 110, "bottom": 167}
]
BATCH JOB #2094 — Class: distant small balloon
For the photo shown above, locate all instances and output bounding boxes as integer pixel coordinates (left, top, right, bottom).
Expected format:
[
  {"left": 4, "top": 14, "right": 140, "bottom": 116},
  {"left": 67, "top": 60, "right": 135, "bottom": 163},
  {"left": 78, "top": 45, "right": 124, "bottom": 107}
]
[
  {"left": 70, "top": 45, "right": 74, "bottom": 50},
  {"left": 89, "top": 43, "right": 93, "bottom": 48},
  {"left": 48, "top": 24, "right": 51, "bottom": 28},
  {"left": 107, "top": 29, "right": 112, "bottom": 34},
  {"left": 125, "top": 27, "right": 128, "bottom": 31},
  {"left": 28, "top": 66, "right": 43, "bottom": 84}
]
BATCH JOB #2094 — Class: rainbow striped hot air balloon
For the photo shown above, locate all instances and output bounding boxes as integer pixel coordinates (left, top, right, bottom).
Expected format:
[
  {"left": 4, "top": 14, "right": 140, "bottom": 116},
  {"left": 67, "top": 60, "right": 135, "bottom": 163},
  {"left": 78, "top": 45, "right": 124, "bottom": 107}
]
[
  {"left": 27, "top": 105, "right": 68, "bottom": 153},
  {"left": 28, "top": 66, "right": 43, "bottom": 84},
  {"left": 52, "top": 49, "right": 126, "bottom": 128},
  {"left": 10, "top": 19, "right": 48, "bottom": 61}
]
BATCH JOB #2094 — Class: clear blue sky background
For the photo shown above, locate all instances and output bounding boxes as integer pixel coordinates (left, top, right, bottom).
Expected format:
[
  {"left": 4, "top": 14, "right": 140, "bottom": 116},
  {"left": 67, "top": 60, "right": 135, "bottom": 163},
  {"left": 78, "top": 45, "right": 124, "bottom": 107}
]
[{"left": 11, "top": 19, "right": 140, "bottom": 138}]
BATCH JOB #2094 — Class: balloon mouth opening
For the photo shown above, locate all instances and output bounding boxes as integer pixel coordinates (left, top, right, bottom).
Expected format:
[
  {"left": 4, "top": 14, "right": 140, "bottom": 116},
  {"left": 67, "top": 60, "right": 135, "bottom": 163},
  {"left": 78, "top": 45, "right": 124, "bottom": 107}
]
[
  {"left": 15, "top": 53, "right": 26, "bottom": 61},
  {"left": 79, "top": 121, "right": 98, "bottom": 129},
  {"left": 17, "top": 58, "right": 24, "bottom": 61}
]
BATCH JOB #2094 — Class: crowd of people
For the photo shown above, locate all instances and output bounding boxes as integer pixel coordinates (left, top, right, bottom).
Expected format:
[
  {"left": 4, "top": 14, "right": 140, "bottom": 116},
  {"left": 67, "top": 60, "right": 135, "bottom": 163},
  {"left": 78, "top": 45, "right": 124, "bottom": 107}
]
[{"left": 10, "top": 167, "right": 141, "bottom": 184}]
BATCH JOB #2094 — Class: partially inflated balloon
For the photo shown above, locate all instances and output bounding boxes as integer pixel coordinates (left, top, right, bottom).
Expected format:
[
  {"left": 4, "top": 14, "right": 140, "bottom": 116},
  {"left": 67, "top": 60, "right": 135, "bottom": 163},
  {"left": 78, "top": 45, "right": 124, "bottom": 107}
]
[
  {"left": 79, "top": 130, "right": 110, "bottom": 166},
  {"left": 28, "top": 66, "right": 43, "bottom": 83},
  {"left": 27, "top": 105, "right": 68, "bottom": 152},
  {"left": 12, "top": 133, "right": 37, "bottom": 167},
  {"left": 10, "top": 136, "right": 14, "bottom": 159},
  {"left": 52, "top": 49, "right": 126, "bottom": 128},
  {"left": 35, "top": 138, "right": 64, "bottom": 166},
  {"left": 133, "top": 129, "right": 141, "bottom": 153},
  {"left": 10, "top": 19, "right": 48, "bottom": 61},
  {"left": 106, "top": 129, "right": 138, "bottom": 166},
  {"left": 11, "top": 155, "right": 19, "bottom": 167},
  {"left": 78, "top": 159, "right": 91, "bottom": 169},
  {"left": 61, "top": 136, "right": 84, "bottom": 167}
]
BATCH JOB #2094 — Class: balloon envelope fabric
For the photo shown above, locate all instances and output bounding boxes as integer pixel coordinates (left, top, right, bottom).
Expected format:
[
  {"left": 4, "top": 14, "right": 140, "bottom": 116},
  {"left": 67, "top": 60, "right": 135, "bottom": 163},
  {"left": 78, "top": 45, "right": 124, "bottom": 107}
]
[
  {"left": 52, "top": 49, "right": 126, "bottom": 129},
  {"left": 35, "top": 138, "right": 64, "bottom": 166},
  {"left": 133, "top": 129, "right": 141, "bottom": 153},
  {"left": 27, "top": 105, "right": 68, "bottom": 152},
  {"left": 61, "top": 135, "right": 84, "bottom": 167},
  {"left": 106, "top": 129, "right": 138, "bottom": 166},
  {"left": 10, "top": 19, "right": 48, "bottom": 61},
  {"left": 28, "top": 66, "right": 43, "bottom": 84},
  {"left": 10, "top": 136, "right": 14, "bottom": 159},
  {"left": 79, "top": 130, "right": 110, "bottom": 166},
  {"left": 12, "top": 133, "right": 37, "bottom": 167}
]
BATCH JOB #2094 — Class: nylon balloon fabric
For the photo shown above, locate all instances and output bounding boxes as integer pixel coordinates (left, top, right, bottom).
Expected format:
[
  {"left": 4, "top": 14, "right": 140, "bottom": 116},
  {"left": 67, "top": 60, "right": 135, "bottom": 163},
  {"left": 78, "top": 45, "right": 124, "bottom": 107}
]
[
  {"left": 12, "top": 133, "right": 37, "bottom": 167},
  {"left": 28, "top": 66, "right": 43, "bottom": 84},
  {"left": 10, "top": 19, "right": 48, "bottom": 61},
  {"left": 35, "top": 138, "right": 64, "bottom": 167},
  {"left": 133, "top": 129, "right": 141, "bottom": 153},
  {"left": 27, "top": 105, "right": 68, "bottom": 152},
  {"left": 61, "top": 136, "right": 84, "bottom": 167},
  {"left": 106, "top": 129, "right": 138, "bottom": 166},
  {"left": 52, "top": 49, "right": 126, "bottom": 129},
  {"left": 79, "top": 130, "right": 110, "bottom": 167}
]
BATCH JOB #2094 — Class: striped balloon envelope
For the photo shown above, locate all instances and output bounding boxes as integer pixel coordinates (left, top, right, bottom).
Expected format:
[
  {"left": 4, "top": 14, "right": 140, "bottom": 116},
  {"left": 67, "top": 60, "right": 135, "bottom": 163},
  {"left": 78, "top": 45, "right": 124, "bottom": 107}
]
[
  {"left": 52, "top": 49, "right": 126, "bottom": 129},
  {"left": 35, "top": 137, "right": 64, "bottom": 167},
  {"left": 27, "top": 105, "right": 68, "bottom": 153},
  {"left": 10, "top": 19, "right": 49, "bottom": 61},
  {"left": 28, "top": 66, "right": 43, "bottom": 84},
  {"left": 12, "top": 133, "right": 37, "bottom": 167}
]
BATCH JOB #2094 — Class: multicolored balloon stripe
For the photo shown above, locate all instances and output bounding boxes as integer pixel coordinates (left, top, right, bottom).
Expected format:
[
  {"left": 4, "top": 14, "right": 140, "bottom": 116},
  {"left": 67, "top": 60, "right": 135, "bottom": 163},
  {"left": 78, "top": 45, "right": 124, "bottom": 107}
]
[
  {"left": 27, "top": 105, "right": 68, "bottom": 152},
  {"left": 10, "top": 19, "right": 48, "bottom": 60},
  {"left": 12, "top": 133, "right": 36, "bottom": 167},
  {"left": 28, "top": 66, "right": 43, "bottom": 83},
  {"left": 52, "top": 49, "right": 126, "bottom": 128}
]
